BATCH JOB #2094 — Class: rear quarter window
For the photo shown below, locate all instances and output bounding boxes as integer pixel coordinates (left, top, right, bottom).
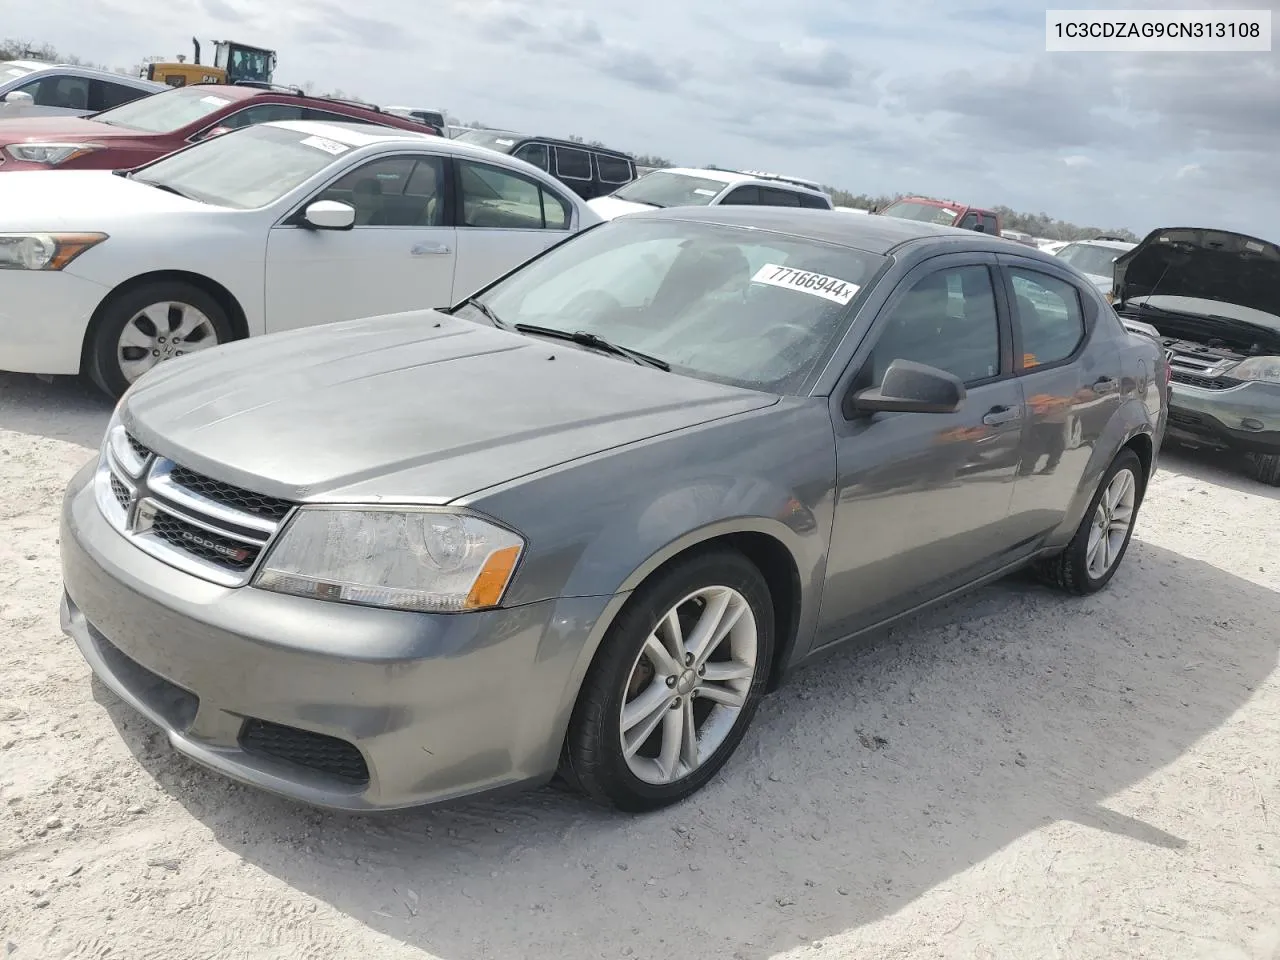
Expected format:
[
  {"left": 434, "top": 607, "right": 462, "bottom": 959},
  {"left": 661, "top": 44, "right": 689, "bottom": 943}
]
[
  {"left": 596, "top": 154, "right": 633, "bottom": 184},
  {"left": 555, "top": 146, "right": 592, "bottom": 181}
]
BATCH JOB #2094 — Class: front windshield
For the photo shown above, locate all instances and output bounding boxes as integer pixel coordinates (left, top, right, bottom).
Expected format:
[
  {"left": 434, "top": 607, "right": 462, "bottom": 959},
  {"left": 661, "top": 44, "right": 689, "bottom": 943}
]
[
  {"left": 467, "top": 218, "right": 887, "bottom": 394},
  {"left": 93, "top": 85, "right": 239, "bottom": 133},
  {"left": 1, "top": 62, "right": 37, "bottom": 82},
  {"left": 1058, "top": 243, "right": 1129, "bottom": 277},
  {"left": 454, "top": 129, "right": 521, "bottom": 152},
  {"left": 611, "top": 171, "right": 727, "bottom": 208},
  {"left": 131, "top": 124, "right": 350, "bottom": 208},
  {"left": 880, "top": 200, "right": 960, "bottom": 226}
]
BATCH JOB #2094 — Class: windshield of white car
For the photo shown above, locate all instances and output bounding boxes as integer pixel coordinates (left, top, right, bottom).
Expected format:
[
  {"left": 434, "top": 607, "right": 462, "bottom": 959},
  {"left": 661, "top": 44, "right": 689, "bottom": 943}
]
[
  {"left": 1058, "top": 243, "right": 1127, "bottom": 277},
  {"left": 453, "top": 129, "right": 521, "bottom": 152},
  {"left": 93, "top": 85, "right": 240, "bottom": 132},
  {"left": 1, "top": 62, "right": 37, "bottom": 81},
  {"left": 128, "top": 124, "right": 349, "bottom": 208},
  {"left": 610, "top": 172, "right": 729, "bottom": 208},
  {"left": 467, "top": 218, "right": 886, "bottom": 394},
  {"left": 878, "top": 200, "right": 962, "bottom": 225}
]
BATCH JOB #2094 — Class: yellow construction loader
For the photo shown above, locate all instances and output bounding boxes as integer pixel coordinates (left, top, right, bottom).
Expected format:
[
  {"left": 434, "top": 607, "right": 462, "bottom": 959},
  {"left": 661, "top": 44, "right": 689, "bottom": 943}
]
[{"left": 142, "top": 38, "right": 277, "bottom": 88}]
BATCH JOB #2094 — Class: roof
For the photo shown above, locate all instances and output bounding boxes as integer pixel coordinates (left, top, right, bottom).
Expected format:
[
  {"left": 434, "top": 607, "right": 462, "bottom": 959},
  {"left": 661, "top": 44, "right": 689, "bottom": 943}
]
[
  {"left": 2, "top": 60, "right": 163, "bottom": 87},
  {"left": 892, "top": 195, "right": 998, "bottom": 214},
  {"left": 1063, "top": 238, "right": 1136, "bottom": 252},
  {"left": 264, "top": 120, "right": 592, "bottom": 171},
  {"left": 645, "top": 167, "right": 827, "bottom": 194},
  {"left": 456, "top": 127, "right": 634, "bottom": 159},
  {"left": 624, "top": 205, "right": 1044, "bottom": 256}
]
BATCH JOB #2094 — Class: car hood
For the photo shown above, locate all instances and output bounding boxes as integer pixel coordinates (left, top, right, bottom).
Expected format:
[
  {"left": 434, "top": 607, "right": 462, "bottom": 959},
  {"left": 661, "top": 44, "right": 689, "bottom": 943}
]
[
  {"left": 586, "top": 195, "right": 656, "bottom": 220},
  {"left": 122, "top": 311, "right": 779, "bottom": 503},
  {"left": 0, "top": 170, "right": 204, "bottom": 227},
  {"left": 0, "top": 114, "right": 132, "bottom": 145},
  {"left": 1114, "top": 226, "right": 1280, "bottom": 321}
]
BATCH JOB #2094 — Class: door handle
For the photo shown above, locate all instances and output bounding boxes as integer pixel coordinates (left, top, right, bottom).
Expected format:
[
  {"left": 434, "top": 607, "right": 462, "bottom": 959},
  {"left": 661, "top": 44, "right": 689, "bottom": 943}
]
[
  {"left": 1092, "top": 375, "right": 1116, "bottom": 393},
  {"left": 982, "top": 405, "right": 1021, "bottom": 426},
  {"left": 411, "top": 243, "right": 452, "bottom": 256}
]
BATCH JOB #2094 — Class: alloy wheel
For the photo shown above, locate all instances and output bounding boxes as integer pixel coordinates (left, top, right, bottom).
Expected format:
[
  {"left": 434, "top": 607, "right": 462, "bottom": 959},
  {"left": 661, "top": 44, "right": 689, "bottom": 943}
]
[
  {"left": 1086, "top": 466, "right": 1137, "bottom": 579},
  {"left": 116, "top": 301, "right": 220, "bottom": 383}
]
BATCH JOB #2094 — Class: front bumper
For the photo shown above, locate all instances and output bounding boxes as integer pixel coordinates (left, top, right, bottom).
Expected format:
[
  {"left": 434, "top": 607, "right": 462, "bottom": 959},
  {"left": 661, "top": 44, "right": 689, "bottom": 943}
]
[
  {"left": 60, "top": 461, "right": 615, "bottom": 811},
  {"left": 1167, "top": 379, "right": 1280, "bottom": 455},
  {"left": 0, "top": 269, "right": 109, "bottom": 375}
]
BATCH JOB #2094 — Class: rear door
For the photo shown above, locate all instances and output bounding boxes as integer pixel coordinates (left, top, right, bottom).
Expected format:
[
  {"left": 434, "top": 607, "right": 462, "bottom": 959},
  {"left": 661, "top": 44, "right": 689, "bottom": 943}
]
[
  {"left": 449, "top": 156, "right": 578, "bottom": 301},
  {"left": 551, "top": 144, "right": 594, "bottom": 198},
  {"left": 264, "top": 151, "right": 458, "bottom": 333},
  {"left": 999, "top": 255, "right": 1116, "bottom": 541}
]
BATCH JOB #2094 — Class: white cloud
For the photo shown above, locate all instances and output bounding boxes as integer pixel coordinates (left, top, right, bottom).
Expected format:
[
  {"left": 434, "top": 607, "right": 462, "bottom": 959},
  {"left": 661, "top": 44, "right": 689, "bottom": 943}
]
[{"left": 1061, "top": 155, "right": 1096, "bottom": 168}]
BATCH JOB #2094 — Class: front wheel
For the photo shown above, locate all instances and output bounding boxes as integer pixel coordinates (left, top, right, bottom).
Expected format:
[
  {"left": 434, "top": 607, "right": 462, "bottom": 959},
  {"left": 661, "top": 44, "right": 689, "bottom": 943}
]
[
  {"left": 86, "top": 281, "right": 233, "bottom": 399},
  {"left": 562, "top": 549, "right": 775, "bottom": 812},
  {"left": 1248, "top": 452, "right": 1280, "bottom": 486}
]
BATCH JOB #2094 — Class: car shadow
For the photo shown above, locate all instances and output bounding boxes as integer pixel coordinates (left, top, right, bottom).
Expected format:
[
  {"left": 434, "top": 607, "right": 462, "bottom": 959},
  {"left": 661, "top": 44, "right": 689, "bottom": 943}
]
[
  {"left": 1160, "top": 442, "right": 1280, "bottom": 500},
  {"left": 0, "top": 372, "right": 112, "bottom": 449},
  {"left": 91, "top": 538, "right": 1279, "bottom": 960}
]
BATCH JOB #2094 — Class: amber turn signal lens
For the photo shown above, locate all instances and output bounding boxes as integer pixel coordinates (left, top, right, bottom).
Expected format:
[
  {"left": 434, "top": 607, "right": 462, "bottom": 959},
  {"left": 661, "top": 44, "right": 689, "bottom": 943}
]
[
  {"left": 49, "top": 233, "right": 109, "bottom": 270},
  {"left": 465, "top": 545, "right": 522, "bottom": 609}
]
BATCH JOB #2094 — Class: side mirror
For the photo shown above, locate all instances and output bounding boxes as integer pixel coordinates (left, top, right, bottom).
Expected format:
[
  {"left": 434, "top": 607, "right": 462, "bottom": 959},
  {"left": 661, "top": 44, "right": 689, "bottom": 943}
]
[
  {"left": 2, "top": 90, "right": 34, "bottom": 107},
  {"left": 972, "top": 222, "right": 986, "bottom": 233},
  {"left": 850, "top": 359, "right": 966, "bottom": 415},
  {"left": 302, "top": 199, "right": 356, "bottom": 231}
]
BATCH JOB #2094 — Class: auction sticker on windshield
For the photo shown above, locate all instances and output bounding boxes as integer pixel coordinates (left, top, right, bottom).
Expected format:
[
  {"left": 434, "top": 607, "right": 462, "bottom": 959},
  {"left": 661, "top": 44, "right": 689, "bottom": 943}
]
[
  {"left": 751, "top": 264, "right": 859, "bottom": 305},
  {"left": 299, "top": 135, "right": 349, "bottom": 155}
]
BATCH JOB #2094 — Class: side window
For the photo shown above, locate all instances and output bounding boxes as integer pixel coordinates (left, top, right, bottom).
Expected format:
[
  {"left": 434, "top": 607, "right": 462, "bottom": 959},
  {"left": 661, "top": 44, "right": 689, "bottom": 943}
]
[
  {"left": 956, "top": 212, "right": 979, "bottom": 230},
  {"left": 316, "top": 155, "right": 444, "bottom": 226},
  {"left": 554, "top": 146, "right": 591, "bottom": 181},
  {"left": 1009, "top": 268, "right": 1086, "bottom": 368},
  {"left": 719, "top": 185, "right": 760, "bottom": 205},
  {"left": 89, "top": 80, "right": 147, "bottom": 111},
  {"left": 595, "top": 154, "right": 632, "bottom": 185},
  {"left": 19, "top": 75, "right": 90, "bottom": 110},
  {"left": 868, "top": 265, "right": 1001, "bottom": 386},
  {"left": 301, "top": 108, "right": 361, "bottom": 123},
  {"left": 799, "top": 192, "right": 831, "bottom": 209},
  {"left": 758, "top": 187, "right": 802, "bottom": 207},
  {"left": 218, "top": 103, "right": 305, "bottom": 130},
  {"left": 512, "top": 142, "right": 549, "bottom": 172},
  {"left": 978, "top": 213, "right": 997, "bottom": 234},
  {"left": 458, "top": 160, "right": 569, "bottom": 230}
]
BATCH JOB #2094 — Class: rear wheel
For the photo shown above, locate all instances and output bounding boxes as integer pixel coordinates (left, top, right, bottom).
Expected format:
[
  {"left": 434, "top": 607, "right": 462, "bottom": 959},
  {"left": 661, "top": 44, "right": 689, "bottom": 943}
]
[
  {"left": 1035, "top": 447, "right": 1145, "bottom": 595},
  {"left": 1248, "top": 453, "right": 1280, "bottom": 486},
  {"left": 561, "top": 548, "right": 774, "bottom": 812},
  {"left": 86, "top": 281, "right": 232, "bottom": 399}
]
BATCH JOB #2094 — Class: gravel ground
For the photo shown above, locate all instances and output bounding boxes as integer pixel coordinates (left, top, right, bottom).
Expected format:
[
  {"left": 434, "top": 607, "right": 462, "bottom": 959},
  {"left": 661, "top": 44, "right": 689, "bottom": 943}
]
[{"left": 2, "top": 370, "right": 1278, "bottom": 960}]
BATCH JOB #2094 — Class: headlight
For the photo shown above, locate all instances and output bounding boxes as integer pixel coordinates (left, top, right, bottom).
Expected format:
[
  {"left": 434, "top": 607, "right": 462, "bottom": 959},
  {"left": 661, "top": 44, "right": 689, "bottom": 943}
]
[
  {"left": 4, "top": 142, "right": 100, "bottom": 164},
  {"left": 1231, "top": 356, "right": 1280, "bottom": 384},
  {"left": 254, "top": 508, "right": 525, "bottom": 613},
  {"left": 0, "top": 232, "right": 107, "bottom": 270}
]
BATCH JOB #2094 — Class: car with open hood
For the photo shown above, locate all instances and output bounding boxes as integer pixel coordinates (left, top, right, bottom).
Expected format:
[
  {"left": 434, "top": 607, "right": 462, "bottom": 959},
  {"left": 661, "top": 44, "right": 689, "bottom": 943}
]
[
  {"left": 0, "top": 118, "right": 598, "bottom": 398},
  {"left": 59, "top": 207, "right": 1165, "bottom": 814},
  {"left": 1112, "top": 226, "right": 1280, "bottom": 485}
]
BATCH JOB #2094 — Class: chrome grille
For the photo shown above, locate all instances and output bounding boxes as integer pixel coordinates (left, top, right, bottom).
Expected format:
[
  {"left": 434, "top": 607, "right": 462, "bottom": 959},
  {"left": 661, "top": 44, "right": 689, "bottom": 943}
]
[
  {"left": 1170, "top": 370, "right": 1241, "bottom": 390},
  {"left": 94, "top": 425, "right": 294, "bottom": 587}
]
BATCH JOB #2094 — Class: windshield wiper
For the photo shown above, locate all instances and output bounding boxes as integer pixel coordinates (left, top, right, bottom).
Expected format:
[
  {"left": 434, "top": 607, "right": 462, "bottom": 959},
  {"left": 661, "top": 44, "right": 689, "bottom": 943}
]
[
  {"left": 130, "top": 177, "right": 198, "bottom": 201},
  {"left": 513, "top": 324, "right": 670, "bottom": 371},
  {"left": 461, "top": 297, "right": 507, "bottom": 328}
]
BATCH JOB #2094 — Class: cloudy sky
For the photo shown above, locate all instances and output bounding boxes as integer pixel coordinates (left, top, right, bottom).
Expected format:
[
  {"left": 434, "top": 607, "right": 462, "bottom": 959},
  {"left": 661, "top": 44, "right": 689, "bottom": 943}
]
[{"left": 14, "top": 0, "right": 1279, "bottom": 237}]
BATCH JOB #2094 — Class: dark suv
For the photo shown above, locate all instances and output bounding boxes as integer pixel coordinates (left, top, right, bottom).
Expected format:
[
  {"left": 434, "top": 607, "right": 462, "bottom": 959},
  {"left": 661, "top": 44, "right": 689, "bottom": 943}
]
[
  {"left": 451, "top": 128, "right": 637, "bottom": 199},
  {"left": 0, "top": 83, "right": 441, "bottom": 172}
]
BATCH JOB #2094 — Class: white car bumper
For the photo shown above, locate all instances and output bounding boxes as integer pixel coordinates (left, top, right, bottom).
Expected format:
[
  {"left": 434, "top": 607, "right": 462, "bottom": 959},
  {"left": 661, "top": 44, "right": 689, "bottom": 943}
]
[{"left": 0, "top": 271, "right": 108, "bottom": 375}]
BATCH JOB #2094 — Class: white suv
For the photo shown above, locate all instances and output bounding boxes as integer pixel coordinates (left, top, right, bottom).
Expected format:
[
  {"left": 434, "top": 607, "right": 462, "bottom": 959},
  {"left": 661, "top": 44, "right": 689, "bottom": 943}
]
[
  {"left": 0, "top": 60, "right": 165, "bottom": 118},
  {"left": 588, "top": 167, "right": 832, "bottom": 219}
]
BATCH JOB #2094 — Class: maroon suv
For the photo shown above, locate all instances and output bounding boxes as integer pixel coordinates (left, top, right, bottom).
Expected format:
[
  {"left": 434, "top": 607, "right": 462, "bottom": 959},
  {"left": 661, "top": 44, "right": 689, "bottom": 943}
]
[{"left": 0, "top": 84, "right": 440, "bottom": 172}]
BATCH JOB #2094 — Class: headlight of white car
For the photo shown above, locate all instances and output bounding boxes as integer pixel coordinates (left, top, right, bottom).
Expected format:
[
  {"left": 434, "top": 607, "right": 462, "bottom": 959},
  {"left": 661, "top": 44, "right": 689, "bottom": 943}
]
[
  {"left": 1231, "top": 356, "right": 1280, "bottom": 384},
  {"left": 0, "top": 232, "right": 107, "bottom": 270},
  {"left": 5, "top": 142, "right": 100, "bottom": 164},
  {"left": 254, "top": 508, "right": 526, "bottom": 613}
]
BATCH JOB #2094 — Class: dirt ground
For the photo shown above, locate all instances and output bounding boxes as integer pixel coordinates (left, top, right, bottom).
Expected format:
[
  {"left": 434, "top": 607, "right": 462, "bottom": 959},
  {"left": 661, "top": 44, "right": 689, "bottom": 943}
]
[{"left": 2, "top": 369, "right": 1278, "bottom": 960}]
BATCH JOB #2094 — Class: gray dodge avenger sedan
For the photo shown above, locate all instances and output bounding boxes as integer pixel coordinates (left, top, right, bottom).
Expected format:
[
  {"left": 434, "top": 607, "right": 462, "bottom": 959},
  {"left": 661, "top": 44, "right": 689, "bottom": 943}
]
[{"left": 59, "top": 207, "right": 1169, "bottom": 812}]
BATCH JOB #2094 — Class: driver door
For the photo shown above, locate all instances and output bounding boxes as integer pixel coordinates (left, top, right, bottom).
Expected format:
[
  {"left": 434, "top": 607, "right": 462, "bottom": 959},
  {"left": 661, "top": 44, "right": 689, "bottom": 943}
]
[
  {"left": 815, "top": 255, "right": 1026, "bottom": 645},
  {"left": 264, "top": 152, "right": 457, "bottom": 334}
]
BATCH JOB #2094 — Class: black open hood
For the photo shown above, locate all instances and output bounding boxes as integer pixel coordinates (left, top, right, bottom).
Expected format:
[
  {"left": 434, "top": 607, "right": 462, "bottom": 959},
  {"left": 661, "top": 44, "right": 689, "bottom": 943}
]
[{"left": 1113, "top": 226, "right": 1280, "bottom": 319}]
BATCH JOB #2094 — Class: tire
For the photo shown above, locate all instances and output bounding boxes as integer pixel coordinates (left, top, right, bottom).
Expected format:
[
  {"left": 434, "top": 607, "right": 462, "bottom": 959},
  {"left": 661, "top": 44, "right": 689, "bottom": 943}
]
[
  {"left": 561, "top": 548, "right": 775, "bottom": 812},
  {"left": 86, "top": 281, "right": 234, "bottom": 400},
  {"left": 1035, "top": 447, "right": 1145, "bottom": 595},
  {"left": 1248, "top": 453, "right": 1280, "bottom": 486}
]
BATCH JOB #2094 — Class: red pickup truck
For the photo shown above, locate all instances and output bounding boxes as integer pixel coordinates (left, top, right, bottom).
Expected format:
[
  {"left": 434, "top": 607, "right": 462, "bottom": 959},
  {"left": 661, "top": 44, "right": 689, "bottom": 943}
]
[
  {"left": 876, "top": 196, "right": 1003, "bottom": 236},
  {"left": 0, "top": 83, "right": 440, "bottom": 172}
]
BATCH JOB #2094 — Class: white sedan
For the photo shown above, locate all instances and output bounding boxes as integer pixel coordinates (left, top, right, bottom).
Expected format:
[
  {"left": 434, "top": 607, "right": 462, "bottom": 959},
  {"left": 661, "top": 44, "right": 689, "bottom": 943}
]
[{"left": 0, "top": 119, "right": 600, "bottom": 397}]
